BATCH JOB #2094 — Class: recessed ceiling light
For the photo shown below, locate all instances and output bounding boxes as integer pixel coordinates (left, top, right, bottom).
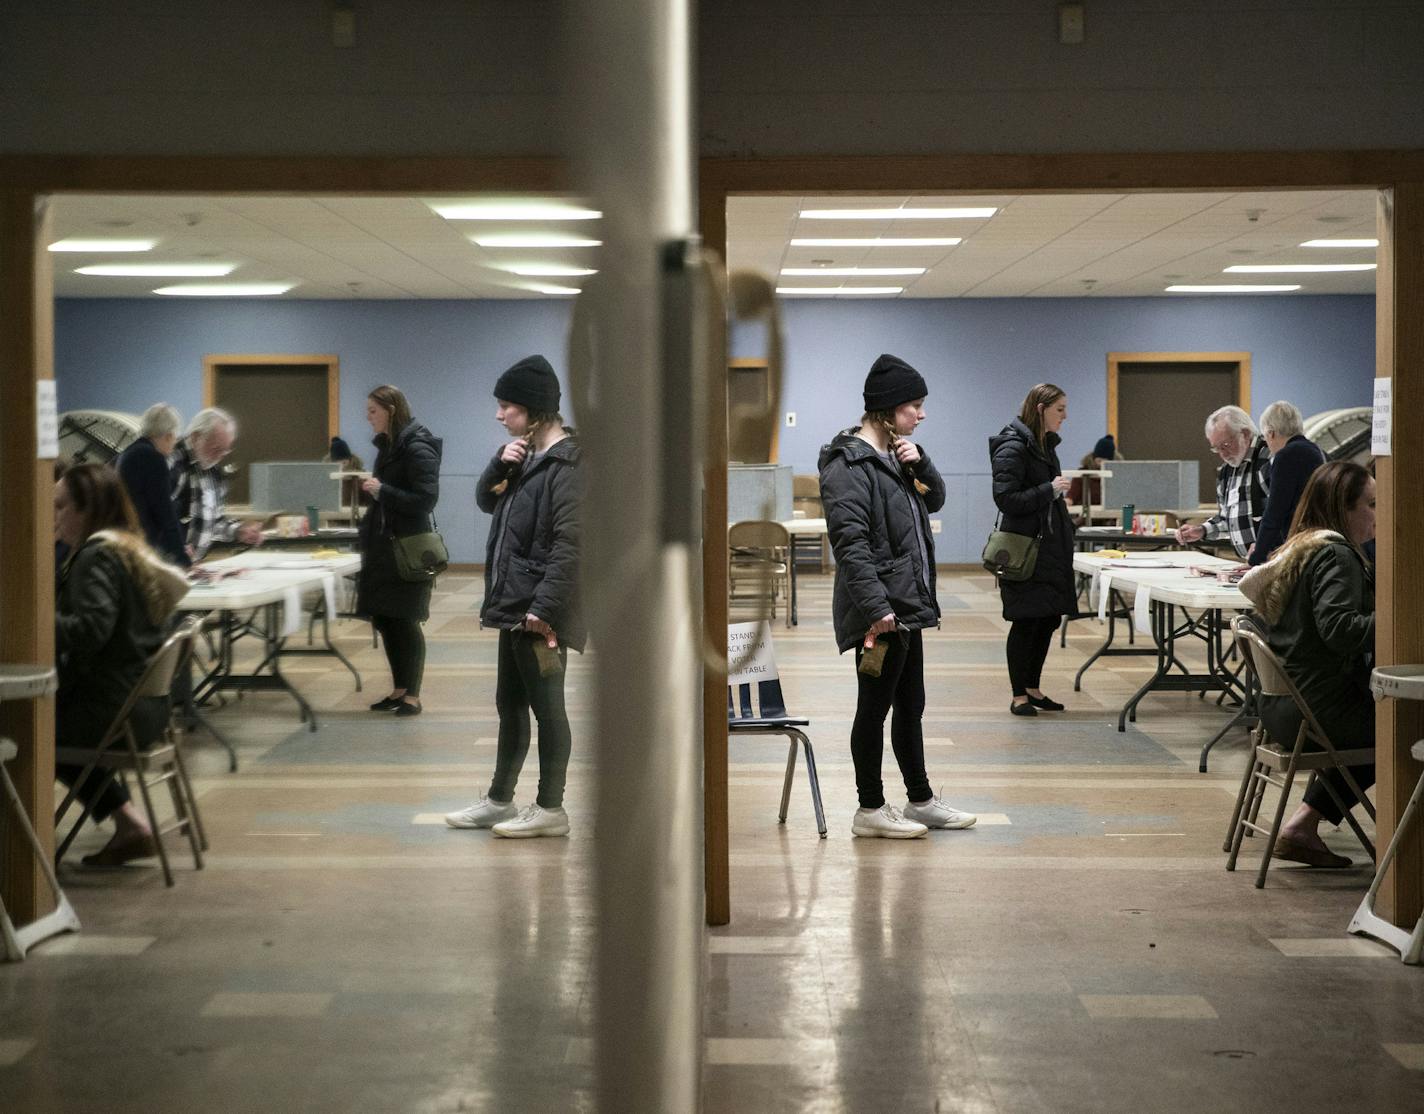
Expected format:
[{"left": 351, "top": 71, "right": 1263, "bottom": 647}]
[
  {"left": 472, "top": 232, "right": 602, "bottom": 248},
  {"left": 153, "top": 283, "right": 294, "bottom": 296},
  {"left": 430, "top": 201, "right": 601, "bottom": 221},
  {"left": 790, "top": 237, "right": 963, "bottom": 247},
  {"left": 799, "top": 208, "right": 995, "bottom": 220},
  {"left": 1223, "top": 263, "right": 1376, "bottom": 273},
  {"left": 780, "top": 267, "right": 925, "bottom": 276},
  {"left": 1300, "top": 238, "right": 1379, "bottom": 248},
  {"left": 49, "top": 239, "right": 156, "bottom": 253},
  {"left": 776, "top": 286, "right": 904, "bottom": 295},
  {"left": 1165, "top": 284, "right": 1300, "bottom": 293},
  {"left": 531, "top": 284, "right": 581, "bottom": 296},
  {"left": 76, "top": 263, "right": 236, "bottom": 277},
  {"left": 502, "top": 264, "right": 598, "bottom": 277}
]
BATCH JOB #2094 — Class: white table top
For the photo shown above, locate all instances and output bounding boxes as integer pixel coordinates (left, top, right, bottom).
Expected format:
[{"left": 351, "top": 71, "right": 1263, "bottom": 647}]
[
  {"left": 1073, "top": 552, "right": 1250, "bottom": 610},
  {"left": 779, "top": 517, "right": 827, "bottom": 535},
  {"left": 0, "top": 664, "right": 58, "bottom": 700},
  {"left": 178, "top": 551, "right": 361, "bottom": 611}
]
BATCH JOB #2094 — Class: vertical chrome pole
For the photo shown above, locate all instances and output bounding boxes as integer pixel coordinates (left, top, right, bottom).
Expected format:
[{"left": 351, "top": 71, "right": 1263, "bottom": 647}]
[{"left": 563, "top": 2, "right": 703, "bottom": 1112}]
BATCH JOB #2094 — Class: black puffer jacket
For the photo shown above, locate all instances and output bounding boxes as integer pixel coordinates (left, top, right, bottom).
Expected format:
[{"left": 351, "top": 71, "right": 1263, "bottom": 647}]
[
  {"left": 478, "top": 436, "right": 585, "bottom": 652},
  {"left": 356, "top": 420, "right": 442, "bottom": 622},
  {"left": 988, "top": 419, "right": 1076, "bottom": 621},
  {"left": 818, "top": 430, "right": 945, "bottom": 653}
]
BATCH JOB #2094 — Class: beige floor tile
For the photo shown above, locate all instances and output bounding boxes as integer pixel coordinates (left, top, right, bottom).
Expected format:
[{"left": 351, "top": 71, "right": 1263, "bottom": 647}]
[
  {"left": 706, "top": 1037, "right": 835, "bottom": 1065},
  {"left": 708, "top": 936, "right": 806, "bottom": 955},
  {"left": 33, "top": 935, "right": 156, "bottom": 957},
  {"left": 0, "top": 1039, "right": 36, "bottom": 1067},
  {"left": 1383, "top": 1043, "right": 1424, "bottom": 1070},
  {"left": 199, "top": 992, "right": 334, "bottom": 1018},
  {"left": 1078, "top": 994, "right": 1218, "bottom": 1019},
  {"left": 1268, "top": 937, "right": 1395, "bottom": 958}
]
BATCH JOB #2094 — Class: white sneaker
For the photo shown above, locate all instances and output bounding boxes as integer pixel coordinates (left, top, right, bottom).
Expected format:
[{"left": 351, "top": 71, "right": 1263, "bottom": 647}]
[
  {"left": 492, "top": 804, "right": 571, "bottom": 839},
  {"left": 851, "top": 803, "right": 928, "bottom": 839},
  {"left": 903, "top": 794, "right": 977, "bottom": 830},
  {"left": 444, "top": 796, "right": 518, "bottom": 829}
]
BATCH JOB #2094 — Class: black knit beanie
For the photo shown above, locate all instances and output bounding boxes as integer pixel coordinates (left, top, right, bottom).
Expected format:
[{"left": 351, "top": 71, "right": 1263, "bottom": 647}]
[
  {"left": 862, "top": 353, "right": 929, "bottom": 412},
  {"left": 493, "top": 355, "right": 561, "bottom": 413},
  {"left": 1092, "top": 434, "right": 1116, "bottom": 461}
]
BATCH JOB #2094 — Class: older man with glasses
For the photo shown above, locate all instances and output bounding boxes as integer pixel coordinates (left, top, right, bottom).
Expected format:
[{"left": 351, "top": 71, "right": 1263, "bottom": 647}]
[
  {"left": 1173, "top": 404, "right": 1271, "bottom": 560},
  {"left": 169, "top": 406, "right": 264, "bottom": 561}
]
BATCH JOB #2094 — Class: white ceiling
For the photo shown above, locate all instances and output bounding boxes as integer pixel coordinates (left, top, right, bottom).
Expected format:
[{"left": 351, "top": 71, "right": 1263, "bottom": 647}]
[{"left": 50, "top": 189, "right": 1379, "bottom": 300}]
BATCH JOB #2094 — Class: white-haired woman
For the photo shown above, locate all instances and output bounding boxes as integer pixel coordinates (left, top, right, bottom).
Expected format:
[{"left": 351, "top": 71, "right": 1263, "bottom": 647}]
[
  {"left": 1174, "top": 404, "right": 1270, "bottom": 560},
  {"left": 1249, "top": 400, "right": 1326, "bottom": 566},
  {"left": 115, "top": 402, "right": 188, "bottom": 565}
]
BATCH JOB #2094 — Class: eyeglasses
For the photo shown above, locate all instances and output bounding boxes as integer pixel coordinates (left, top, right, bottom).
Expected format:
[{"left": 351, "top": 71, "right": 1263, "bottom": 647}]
[{"left": 1208, "top": 437, "right": 1241, "bottom": 456}]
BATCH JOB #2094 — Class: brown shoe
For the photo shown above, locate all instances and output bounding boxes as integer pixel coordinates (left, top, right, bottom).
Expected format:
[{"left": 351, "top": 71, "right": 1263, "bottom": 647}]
[
  {"left": 81, "top": 834, "right": 158, "bottom": 868},
  {"left": 1274, "top": 835, "right": 1352, "bottom": 869}
]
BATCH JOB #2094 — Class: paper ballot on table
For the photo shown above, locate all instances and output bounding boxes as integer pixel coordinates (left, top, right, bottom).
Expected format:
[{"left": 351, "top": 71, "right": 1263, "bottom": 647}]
[
  {"left": 1097, "top": 572, "right": 1113, "bottom": 621},
  {"left": 281, "top": 587, "right": 303, "bottom": 638},
  {"left": 321, "top": 574, "right": 337, "bottom": 622},
  {"left": 727, "top": 620, "right": 780, "bottom": 686},
  {"left": 1133, "top": 583, "right": 1153, "bottom": 634}
]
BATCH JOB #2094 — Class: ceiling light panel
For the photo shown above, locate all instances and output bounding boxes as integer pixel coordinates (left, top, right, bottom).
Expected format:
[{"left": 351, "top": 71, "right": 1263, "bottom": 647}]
[
  {"left": 49, "top": 239, "right": 156, "bottom": 253},
  {"left": 76, "top": 263, "right": 236, "bottom": 277},
  {"left": 429, "top": 200, "right": 601, "bottom": 221},
  {"left": 780, "top": 267, "right": 925, "bottom": 276},
  {"left": 1165, "top": 284, "right": 1301, "bottom": 293},
  {"left": 153, "top": 283, "right": 295, "bottom": 296},
  {"left": 790, "top": 238, "right": 962, "bottom": 247},
  {"left": 799, "top": 207, "right": 996, "bottom": 220},
  {"left": 776, "top": 286, "right": 904, "bottom": 295},
  {"left": 1223, "top": 263, "right": 1376, "bottom": 273},
  {"left": 501, "top": 264, "right": 598, "bottom": 277},
  {"left": 1300, "top": 238, "right": 1379, "bottom": 248},
  {"left": 473, "top": 233, "right": 602, "bottom": 248}
]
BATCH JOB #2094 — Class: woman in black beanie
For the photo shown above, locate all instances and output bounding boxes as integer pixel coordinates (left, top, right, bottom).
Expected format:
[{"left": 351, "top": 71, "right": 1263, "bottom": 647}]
[
  {"left": 989, "top": 383, "right": 1076, "bottom": 715},
  {"left": 446, "top": 355, "right": 584, "bottom": 839},
  {"left": 818, "top": 354, "right": 977, "bottom": 839}
]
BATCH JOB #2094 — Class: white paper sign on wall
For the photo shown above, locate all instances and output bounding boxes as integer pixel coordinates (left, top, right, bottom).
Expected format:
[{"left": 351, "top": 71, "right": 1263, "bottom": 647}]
[
  {"left": 36, "top": 380, "right": 58, "bottom": 458},
  {"left": 727, "top": 620, "right": 779, "bottom": 686},
  {"left": 1372, "top": 377, "right": 1392, "bottom": 457}
]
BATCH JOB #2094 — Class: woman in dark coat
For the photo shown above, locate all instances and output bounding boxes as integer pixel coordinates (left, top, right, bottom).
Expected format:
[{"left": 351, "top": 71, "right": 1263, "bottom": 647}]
[
  {"left": 818, "top": 353, "right": 976, "bottom": 839},
  {"left": 445, "top": 356, "right": 583, "bottom": 839},
  {"left": 54, "top": 464, "right": 188, "bottom": 866},
  {"left": 1240, "top": 461, "right": 1376, "bottom": 868},
  {"left": 356, "top": 384, "right": 442, "bottom": 716},
  {"left": 989, "top": 383, "right": 1076, "bottom": 716}
]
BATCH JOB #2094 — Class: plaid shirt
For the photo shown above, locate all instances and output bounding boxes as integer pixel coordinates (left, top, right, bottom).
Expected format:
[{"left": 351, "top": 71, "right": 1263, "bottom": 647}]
[
  {"left": 1200, "top": 436, "right": 1271, "bottom": 559},
  {"left": 170, "top": 438, "right": 238, "bottom": 559}
]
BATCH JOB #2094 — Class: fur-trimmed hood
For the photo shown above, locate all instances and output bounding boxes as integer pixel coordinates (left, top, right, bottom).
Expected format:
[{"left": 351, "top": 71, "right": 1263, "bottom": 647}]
[
  {"left": 1237, "top": 528, "right": 1343, "bottom": 623},
  {"left": 88, "top": 529, "right": 190, "bottom": 624}
]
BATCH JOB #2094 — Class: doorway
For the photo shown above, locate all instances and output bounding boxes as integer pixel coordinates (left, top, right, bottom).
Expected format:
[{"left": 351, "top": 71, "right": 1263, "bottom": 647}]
[
  {"left": 1108, "top": 351, "right": 1250, "bottom": 504},
  {"left": 203, "top": 354, "right": 339, "bottom": 504}
]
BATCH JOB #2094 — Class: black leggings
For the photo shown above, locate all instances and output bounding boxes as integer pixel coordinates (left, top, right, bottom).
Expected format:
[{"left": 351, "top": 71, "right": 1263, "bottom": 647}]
[
  {"left": 850, "top": 629, "right": 932, "bottom": 810},
  {"left": 1006, "top": 617, "right": 1060, "bottom": 697},
  {"left": 373, "top": 616, "right": 426, "bottom": 697},
  {"left": 489, "top": 630, "right": 572, "bottom": 809}
]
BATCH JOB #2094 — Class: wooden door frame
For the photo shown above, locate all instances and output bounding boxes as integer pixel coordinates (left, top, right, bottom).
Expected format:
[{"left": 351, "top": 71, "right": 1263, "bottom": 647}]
[
  {"left": 699, "top": 149, "right": 1424, "bottom": 930},
  {"left": 1106, "top": 351, "right": 1252, "bottom": 440},
  {"left": 203, "top": 353, "right": 341, "bottom": 440}
]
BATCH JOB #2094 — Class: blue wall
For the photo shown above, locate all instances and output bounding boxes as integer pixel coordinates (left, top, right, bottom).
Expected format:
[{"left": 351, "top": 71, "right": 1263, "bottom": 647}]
[{"left": 57, "top": 293, "right": 1374, "bottom": 562}]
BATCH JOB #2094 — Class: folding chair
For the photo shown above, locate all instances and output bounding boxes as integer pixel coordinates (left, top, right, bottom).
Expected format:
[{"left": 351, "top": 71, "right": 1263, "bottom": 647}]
[
  {"left": 1224, "top": 617, "right": 1375, "bottom": 888},
  {"left": 54, "top": 618, "right": 209, "bottom": 887},
  {"left": 727, "top": 624, "right": 826, "bottom": 837},
  {"left": 729, "top": 520, "right": 792, "bottom": 628},
  {"left": 1348, "top": 737, "right": 1424, "bottom": 964},
  {"left": 2, "top": 736, "right": 82, "bottom": 960}
]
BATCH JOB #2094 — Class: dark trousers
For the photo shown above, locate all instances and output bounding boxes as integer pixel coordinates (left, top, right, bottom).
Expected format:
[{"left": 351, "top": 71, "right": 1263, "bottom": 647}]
[
  {"left": 1006, "top": 617, "right": 1060, "bottom": 697},
  {"left": 54, "top": 696, "right": 169, "bottom": 823},
  {"left": 373, "top": 616, "right": 426, "bottom": 697},
  {"left": 850, "top": 629, "right": 932, "bottom": 810},
  {"left": 489, "top": 630, "right": 572, "bottom": 809},
  {"left": 1261, "top": 694, "right": 1376, "bottom": 826}
]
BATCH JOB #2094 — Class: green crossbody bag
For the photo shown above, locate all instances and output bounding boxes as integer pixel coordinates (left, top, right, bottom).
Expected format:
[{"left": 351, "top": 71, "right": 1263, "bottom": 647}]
[
  {"left": 981, "top": 513, "right": 1040, "bottom": 582},
  {"left": 392, "top": 518, "right": 449, "bottom": 583}
]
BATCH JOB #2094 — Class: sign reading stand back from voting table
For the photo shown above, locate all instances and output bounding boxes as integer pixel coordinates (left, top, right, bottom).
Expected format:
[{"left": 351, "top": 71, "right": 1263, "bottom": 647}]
[{"left": 728, "top": 621, "right": 779, "bottom": 686}]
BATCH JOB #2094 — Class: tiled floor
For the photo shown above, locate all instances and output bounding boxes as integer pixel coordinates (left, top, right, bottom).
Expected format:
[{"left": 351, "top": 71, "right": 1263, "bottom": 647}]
[{"left": 2, "top": 568, "right": 1421, "bottom": 1112}]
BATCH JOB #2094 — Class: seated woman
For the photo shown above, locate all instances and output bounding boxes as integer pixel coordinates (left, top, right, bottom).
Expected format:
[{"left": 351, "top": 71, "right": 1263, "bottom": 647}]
[
  {"left": 1241, "top": 460, "right": 1376, "bottom": 868},
  {"left": 54, "top": 464, "right": 189, "bottom": 867}
]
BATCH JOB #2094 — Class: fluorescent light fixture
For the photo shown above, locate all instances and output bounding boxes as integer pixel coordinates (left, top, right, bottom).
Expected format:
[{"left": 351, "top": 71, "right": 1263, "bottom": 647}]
[
  {"left": 49, "top": 239, "right": 156, "bottom": 253},
  {"left": 776, "top": 286, "right": 904, "bottom": 295},
  {"left": 1165, "top": 284, "right": 1300, "bottom": 293},
  {"left": 531, "top": 284, "right": 581, "bottom": 296},
  {"left": 153, "top": 283, "right": 294, "bottom": 296},
  {"left": 76, "top": 263, "right": 236, "bottom": 277},
  {"left": 1300, "top": 238, "right": 1379, "bottom": 248},
  {"left": 791, "top": 237, "right": 962, "bottom": 247},
  {"left": 799, "top": 207, "right": 996, "bottom": 220},
  {"left": 1224, "top": 263, "right": 1376, "bottom": 273},
  {"left": 780, "top": 267, "right": 925, "bottom": 277},
  {"left": 431, "top": 201, "right": 601, "bottom": 221},
  {"left": 502, "top": 264, "right": 598, "bottom": 277},
  {"left": 472, "top": 233, "right": 602, "bottom": 248}
]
